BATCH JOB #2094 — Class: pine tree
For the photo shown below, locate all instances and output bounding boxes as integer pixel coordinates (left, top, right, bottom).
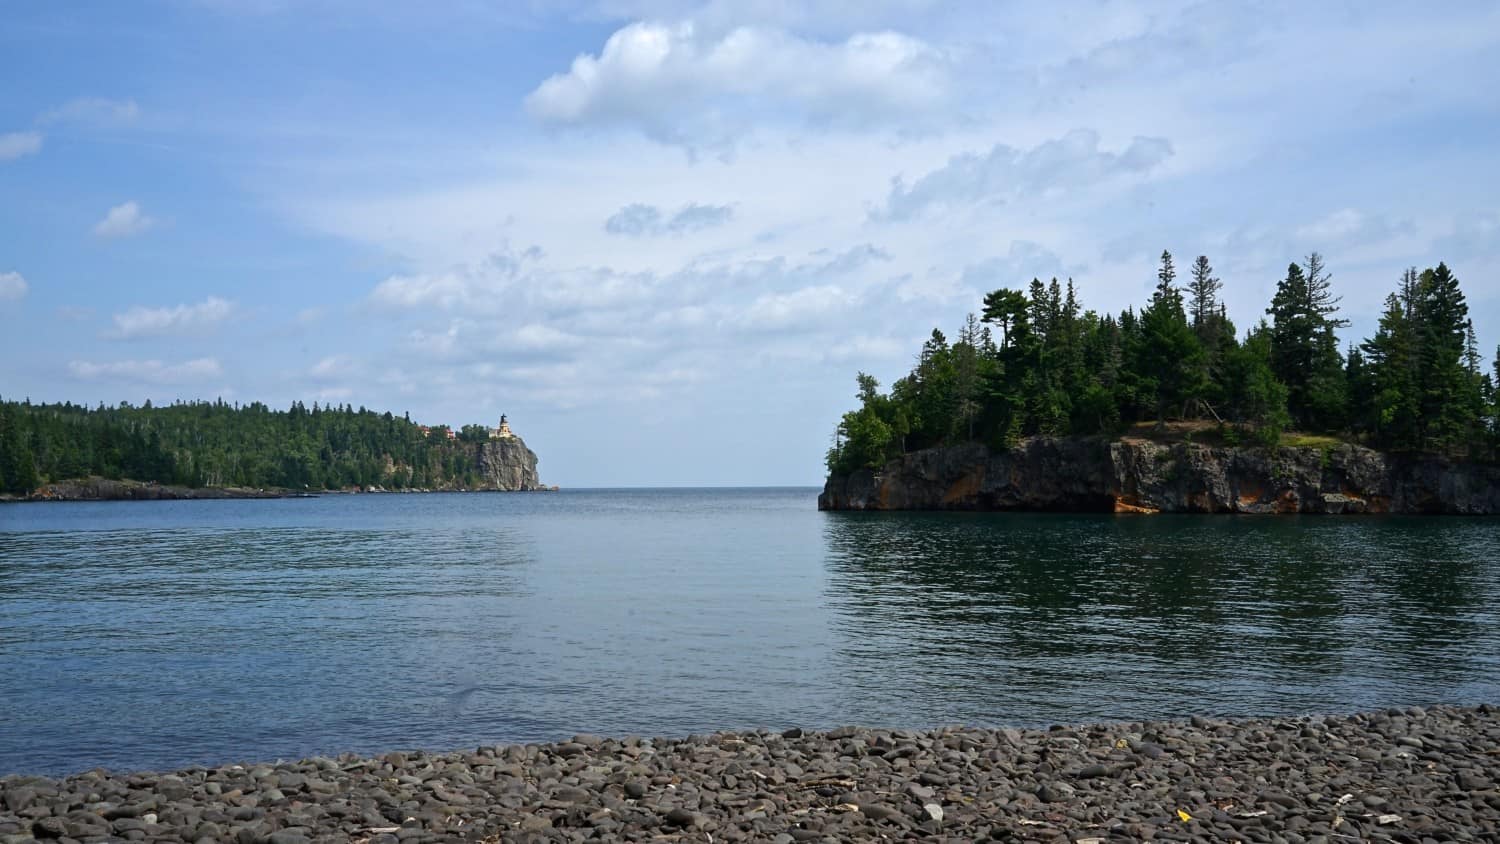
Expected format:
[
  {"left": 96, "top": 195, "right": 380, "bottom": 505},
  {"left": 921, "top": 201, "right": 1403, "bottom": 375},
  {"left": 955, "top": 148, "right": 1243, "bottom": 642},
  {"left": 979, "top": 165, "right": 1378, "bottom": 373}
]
[
  {"left": 1220, "top": 322, "right": 1290, "bottom": 444},
  {"left": 1135, "top": 251, "right": 1206, "bottom": 424},
  {"left": 1267, "top": 254, "right": 1347, "bottom": 431},
  {"left": 1413, "top": 263, "right": 1478, "bottom": 452},
  {"left": 1187, "top": 255, "right": 1223, "bottom": 338}
]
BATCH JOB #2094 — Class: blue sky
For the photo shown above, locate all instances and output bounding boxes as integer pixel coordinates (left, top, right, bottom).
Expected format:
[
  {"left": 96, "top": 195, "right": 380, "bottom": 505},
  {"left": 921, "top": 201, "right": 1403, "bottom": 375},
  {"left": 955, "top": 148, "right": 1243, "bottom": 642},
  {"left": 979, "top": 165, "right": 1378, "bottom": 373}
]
[{"left": 2, "top": 1, "right": 1498, "bottom": 486}]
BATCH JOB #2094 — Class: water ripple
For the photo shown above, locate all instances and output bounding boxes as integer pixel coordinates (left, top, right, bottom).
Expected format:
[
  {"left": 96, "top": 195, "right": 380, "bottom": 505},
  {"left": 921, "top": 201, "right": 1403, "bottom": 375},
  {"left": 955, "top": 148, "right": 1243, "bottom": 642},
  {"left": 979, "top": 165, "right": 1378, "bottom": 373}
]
[{"left": 1, "top": 493, "right": 1497, "bottom": 775}]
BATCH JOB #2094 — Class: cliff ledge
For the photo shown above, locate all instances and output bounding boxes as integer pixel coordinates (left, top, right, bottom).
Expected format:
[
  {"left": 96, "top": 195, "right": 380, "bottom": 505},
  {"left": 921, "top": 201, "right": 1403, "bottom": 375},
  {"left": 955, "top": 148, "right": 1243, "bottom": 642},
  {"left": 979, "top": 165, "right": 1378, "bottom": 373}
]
[{"left": 819, "top": 438, "right": 1500, "bottom": 514}]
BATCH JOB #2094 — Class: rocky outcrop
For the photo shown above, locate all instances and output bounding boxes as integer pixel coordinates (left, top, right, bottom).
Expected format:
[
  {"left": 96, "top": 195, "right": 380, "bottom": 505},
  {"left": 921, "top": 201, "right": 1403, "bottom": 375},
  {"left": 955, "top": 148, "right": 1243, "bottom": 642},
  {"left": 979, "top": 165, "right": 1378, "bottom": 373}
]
[
  {"left": 819, "top": 437, "right": 1500, "bottom": 514},
  {"left": 476, "top": 436, "right": 543, "bottom": 491}
]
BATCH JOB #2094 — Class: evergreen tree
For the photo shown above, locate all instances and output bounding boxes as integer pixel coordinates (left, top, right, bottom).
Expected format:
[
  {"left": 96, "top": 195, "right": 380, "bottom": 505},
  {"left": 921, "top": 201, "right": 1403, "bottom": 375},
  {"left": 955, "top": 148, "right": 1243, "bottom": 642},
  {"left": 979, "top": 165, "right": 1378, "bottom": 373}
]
[
  {"left": 1267, "top": 254, "right": 1347, "bottom": 430},
  {"left": 1135, "top": 251, "right": 1206, "bottom": 424},
  {"left": 1187, "top": 255, "right": 1225, "bottom": 347},
  {"left": 1220, "top": 322, "right": 1291, "bottom": 445},
  {"left": 1413, "top": 262, "right": 1479, "bottom": 452}
]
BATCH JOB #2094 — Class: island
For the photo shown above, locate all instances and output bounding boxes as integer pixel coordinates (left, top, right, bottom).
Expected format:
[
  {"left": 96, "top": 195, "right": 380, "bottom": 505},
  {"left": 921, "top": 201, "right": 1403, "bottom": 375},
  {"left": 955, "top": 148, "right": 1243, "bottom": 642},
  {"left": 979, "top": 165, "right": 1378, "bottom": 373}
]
[
  {"left": 0, "top": 402, "right": 546, "bottom": 501},
  {"left": 821, "top": 252, "right": 1498, "bottom": 514}
]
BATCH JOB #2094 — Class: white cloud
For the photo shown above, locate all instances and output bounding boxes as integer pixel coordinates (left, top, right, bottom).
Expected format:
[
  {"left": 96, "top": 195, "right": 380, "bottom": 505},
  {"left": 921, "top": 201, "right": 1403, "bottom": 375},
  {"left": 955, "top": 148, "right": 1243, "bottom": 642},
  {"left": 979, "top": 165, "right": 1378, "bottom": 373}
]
[
  {"left": 526, "top": 20, "right": 949, "bottom": 145},
  {"left": 67, "top": 357, "right": 223, "bottom": 384},
  {"left": 736, "top": 284, "right": 854, "bottom": 331},
  {"left": 308, "top": 355, "right": 355, "bottom": 379},
  {"left": 514, "top": 323, "right": 582, "bottom": 350},
  {"left": 873, "top": 129, "right": 1173, "bottom": 221},
  {"left": 38, "top": 97, "right": 140, "bottom": 126},
  {"left": 1295, "top": 209, "right": 1414, "bottom": 246},
  {"left": 0, "top": 271, "right": 27, "bottom": 301},
  {"left": 107, "top": 297, "right": 235, "bottom": 339},
  {"left": 0, "top": 131, "right": 43, "bottom": 161},
  {"left": 605, "top": 202, "right": 734, "bottom": 236},
  {"left": 93, "top": 201, "right": 157, "bottom": 238}
]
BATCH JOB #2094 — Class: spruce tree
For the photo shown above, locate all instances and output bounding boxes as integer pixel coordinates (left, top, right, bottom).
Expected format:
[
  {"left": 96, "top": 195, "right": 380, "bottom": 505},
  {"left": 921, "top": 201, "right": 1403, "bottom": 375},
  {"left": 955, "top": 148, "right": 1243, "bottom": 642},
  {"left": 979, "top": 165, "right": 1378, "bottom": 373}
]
[
  {"left": 1187, "top": 255, "right": 1223, "bottom": 340},
  {"left": 1413, "top": 263, "right": 1477, "bottom": 452},
  {"left": 1135, "top": 251, "right": 1206, "bottom": 424},
  {"left": 1360, "top": 292, "right": 1420, "bottom": 449},
  {"left": 1267, "top": 254, "right": 1347, "bottom": 431}
]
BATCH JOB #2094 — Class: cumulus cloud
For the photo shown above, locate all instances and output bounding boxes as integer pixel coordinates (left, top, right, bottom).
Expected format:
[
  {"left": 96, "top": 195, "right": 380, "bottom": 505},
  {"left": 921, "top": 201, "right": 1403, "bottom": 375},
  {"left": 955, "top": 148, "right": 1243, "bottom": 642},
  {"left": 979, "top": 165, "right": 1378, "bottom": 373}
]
[
  {"left": 67, "top": 357, "right": 223, "bottom": 384},
  {"left": 0, "top": 131, "right": 43, "bottom": 161},
  {"left": 604, "top": 202, "right": 733, "bottom": 236},
  {"left": 736, "top": 284, "right": 855, "bottom": 332},
  {"left": 873, "top": 129, "right": 1173, "bottom": 221},
  {"left": 38, "top": 97, "right": 140, "bottom": 126},
  {"left": 93, "top": 201, "right": 157, "bottom": 238},
  {"left": 525, "top": 20, "right": 949, "bottom": 144},
  {"left": 0, "top": 271, "right": 27, "bottom": 301},
  {"left": 107, "top": 297, "right": 234, "bottom": 339}
]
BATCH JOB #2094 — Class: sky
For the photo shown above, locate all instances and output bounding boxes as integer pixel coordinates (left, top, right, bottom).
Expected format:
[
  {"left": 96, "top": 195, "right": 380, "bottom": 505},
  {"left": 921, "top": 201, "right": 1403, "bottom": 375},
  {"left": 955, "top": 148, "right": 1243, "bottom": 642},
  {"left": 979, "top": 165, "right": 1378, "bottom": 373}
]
[{"left": 2, "top": 1, "right": 1498, "bottom": 487}]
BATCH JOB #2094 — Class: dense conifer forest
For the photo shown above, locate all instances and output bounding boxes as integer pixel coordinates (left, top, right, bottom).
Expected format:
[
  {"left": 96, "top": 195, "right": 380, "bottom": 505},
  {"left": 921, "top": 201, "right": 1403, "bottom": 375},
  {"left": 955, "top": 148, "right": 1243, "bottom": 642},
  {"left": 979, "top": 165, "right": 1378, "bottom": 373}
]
[
  {"left": 827, "top": 253, "right": 1498, "bottom": 474},
  {"left": 0, "top": 399, "right": 499, "bottom": 495}
]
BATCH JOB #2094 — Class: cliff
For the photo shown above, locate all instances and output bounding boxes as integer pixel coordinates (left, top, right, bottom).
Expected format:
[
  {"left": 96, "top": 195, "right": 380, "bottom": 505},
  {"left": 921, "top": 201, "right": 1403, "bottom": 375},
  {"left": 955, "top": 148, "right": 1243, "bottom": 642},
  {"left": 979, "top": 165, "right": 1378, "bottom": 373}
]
[
  {"left": 818, "top": 438, "right": 1500, "bottom": 515},
  {"left": 475, "top": 436, "right": 543, "bottom": 491}
]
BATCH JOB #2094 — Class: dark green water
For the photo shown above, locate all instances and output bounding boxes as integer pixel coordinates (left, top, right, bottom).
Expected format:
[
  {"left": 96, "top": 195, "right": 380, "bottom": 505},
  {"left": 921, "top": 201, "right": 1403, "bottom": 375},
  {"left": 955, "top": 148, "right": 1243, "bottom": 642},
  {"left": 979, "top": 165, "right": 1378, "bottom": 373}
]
[{"left": 1, "top": 488, "right": 1496, "bottom": 775}]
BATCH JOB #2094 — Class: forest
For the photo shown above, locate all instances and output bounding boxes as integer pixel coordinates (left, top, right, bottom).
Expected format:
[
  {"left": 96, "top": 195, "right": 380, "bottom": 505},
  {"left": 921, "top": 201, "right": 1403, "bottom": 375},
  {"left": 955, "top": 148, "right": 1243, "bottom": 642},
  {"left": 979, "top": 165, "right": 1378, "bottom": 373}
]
[
  {"left": 0, "top": 398, "right": 498, "bottom": 495},
  {"left": 827, "top": 253, "right": 1498, "bottom": 475}
]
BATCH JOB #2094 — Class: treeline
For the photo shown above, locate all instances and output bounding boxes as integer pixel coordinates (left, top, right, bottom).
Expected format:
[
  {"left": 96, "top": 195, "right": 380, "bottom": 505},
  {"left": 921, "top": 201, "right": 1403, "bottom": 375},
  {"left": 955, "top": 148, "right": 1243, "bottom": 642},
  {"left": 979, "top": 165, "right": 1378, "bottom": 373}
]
[
  {"left": 0, "top": 399, "right": 495, "bottom": 494},
  {"left": 827, "top": 253, "right": 1497, "bottom": 474}
]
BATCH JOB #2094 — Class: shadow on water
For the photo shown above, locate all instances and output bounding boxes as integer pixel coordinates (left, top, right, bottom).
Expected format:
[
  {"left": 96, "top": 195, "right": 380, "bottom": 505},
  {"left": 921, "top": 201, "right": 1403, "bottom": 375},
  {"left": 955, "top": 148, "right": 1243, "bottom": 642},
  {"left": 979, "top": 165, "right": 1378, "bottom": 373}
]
[{"left": 819, "top": 512, "right": 1500, "bottom": 728}]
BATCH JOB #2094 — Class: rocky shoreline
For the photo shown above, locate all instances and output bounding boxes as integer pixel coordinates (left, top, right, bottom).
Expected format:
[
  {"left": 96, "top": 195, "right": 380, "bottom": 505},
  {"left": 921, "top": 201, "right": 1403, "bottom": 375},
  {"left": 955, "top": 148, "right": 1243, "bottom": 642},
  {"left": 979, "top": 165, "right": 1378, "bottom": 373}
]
[
  {"left": 2, "top": 479, "right": 562, "bottom": 503},
  {"left": 2, "top": 706, "right": 1497, "bottom": 842},
  {"left": 820, "top": 437, "right": 1500, "bottom": 514},
  {"left": 4, "top": 478, "right": 297, "bottom": 503}
]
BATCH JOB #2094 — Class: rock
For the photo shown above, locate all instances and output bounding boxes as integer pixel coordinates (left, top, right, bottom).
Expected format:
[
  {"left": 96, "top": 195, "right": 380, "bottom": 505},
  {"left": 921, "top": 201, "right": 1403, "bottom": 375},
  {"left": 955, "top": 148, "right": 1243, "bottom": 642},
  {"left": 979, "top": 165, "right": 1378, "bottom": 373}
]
[
  {"left": 31, "top": 816, "right": 66, "bottom": 839},
  {"left": 1037, "top": 783, "right": 1075, "bottom": 803},
  {"left": 475, "top": 436, "right": 543, "bottom": 491},
  {"left": 858, "top": 804, "right": 900, "bottom": 821},
  {"left": 4, "top": 706, "right": 1500, "bottom": 841},
  {"left": 2, "top": 789, "right": 36, "bottom": 813},
  {"left": 818, "top": 437, "right": 1500, "bottom": 514}
]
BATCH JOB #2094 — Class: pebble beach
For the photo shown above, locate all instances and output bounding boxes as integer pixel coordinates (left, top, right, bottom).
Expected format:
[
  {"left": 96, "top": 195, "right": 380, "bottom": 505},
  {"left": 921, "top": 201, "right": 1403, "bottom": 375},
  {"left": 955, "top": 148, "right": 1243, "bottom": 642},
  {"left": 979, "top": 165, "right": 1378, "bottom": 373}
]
[{"left": 3, "top": 705, "right": 1498, "bottom": 843}]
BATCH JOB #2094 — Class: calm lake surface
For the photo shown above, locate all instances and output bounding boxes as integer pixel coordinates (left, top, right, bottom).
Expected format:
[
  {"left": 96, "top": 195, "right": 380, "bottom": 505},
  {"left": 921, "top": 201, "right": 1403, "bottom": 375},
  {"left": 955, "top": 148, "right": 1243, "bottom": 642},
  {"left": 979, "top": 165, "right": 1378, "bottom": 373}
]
[{"left": 2, "top": 488, "right": 1498, "bottom": 775}]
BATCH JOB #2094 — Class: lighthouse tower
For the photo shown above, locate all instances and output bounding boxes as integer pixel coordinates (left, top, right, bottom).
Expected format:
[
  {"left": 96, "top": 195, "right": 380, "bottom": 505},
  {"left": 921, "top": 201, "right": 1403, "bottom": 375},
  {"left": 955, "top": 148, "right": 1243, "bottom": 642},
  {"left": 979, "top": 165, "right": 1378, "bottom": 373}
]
[{"left": 491, "top": 414, "right": 515, "bottom": 439}]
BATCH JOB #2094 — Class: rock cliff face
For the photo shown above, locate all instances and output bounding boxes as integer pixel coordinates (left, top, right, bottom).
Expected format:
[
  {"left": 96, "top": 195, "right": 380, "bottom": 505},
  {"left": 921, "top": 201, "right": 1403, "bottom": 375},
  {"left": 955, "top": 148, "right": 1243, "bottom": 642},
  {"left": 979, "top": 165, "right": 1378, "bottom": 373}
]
[
  {"left": 818, "top": 438, "right": 1500, "bottom": 515},
  {"left": 476, "top": 436, "right": 543, "bottom": 491}
]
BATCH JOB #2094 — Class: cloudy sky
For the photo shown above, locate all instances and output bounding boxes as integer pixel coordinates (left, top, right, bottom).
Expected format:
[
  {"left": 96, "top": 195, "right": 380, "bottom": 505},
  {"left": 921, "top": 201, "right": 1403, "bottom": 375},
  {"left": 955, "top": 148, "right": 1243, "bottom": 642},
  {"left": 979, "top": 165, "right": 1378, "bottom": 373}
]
[{"left": 2, "top": 1, "right": 1497, "bottom": 486}]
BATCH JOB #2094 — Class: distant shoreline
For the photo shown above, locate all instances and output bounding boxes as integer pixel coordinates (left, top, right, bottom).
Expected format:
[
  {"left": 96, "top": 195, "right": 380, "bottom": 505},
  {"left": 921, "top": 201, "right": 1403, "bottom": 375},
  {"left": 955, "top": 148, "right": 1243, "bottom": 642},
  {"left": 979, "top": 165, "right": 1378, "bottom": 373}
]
[{"left": 1, "top": 477, "right": 559, "bottom": 503}]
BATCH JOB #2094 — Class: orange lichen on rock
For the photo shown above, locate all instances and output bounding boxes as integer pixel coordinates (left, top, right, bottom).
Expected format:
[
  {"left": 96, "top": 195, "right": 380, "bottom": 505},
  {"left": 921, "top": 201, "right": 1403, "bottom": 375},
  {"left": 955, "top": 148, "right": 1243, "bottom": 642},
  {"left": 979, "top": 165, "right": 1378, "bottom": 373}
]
[
  {"left": 1113, "top": 497, "right": 1160, "bottom": 514},
  {"left": 941, "top": 469, "right": 984, "bottom": 505}
]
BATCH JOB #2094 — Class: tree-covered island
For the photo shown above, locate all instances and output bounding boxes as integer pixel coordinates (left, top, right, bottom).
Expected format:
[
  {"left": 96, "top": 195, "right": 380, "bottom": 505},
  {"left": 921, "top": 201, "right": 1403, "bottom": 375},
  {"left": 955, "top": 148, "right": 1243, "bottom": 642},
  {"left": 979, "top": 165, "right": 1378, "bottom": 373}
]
[{"left": 827, "top": 252, "right": 1497, "bottom": 476}]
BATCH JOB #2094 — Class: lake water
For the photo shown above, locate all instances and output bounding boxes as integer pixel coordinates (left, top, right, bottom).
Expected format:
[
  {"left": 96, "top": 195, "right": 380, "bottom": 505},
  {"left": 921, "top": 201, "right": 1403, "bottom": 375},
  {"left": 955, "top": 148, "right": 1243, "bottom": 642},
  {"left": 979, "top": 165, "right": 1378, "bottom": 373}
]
[{"left": 2, "top": 489, "right": 1498, "bottom": 775}]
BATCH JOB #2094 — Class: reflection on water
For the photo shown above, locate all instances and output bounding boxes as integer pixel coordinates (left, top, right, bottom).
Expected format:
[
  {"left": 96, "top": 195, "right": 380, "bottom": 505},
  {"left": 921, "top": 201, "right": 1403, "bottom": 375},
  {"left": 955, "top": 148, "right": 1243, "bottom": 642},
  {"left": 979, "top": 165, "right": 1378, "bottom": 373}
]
[
  {"left": 1, "top": 492, "right": 1497, "bottom": 775},
  {"left": 821, "top": 512, "right": 1499, "bottom": 727}
]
